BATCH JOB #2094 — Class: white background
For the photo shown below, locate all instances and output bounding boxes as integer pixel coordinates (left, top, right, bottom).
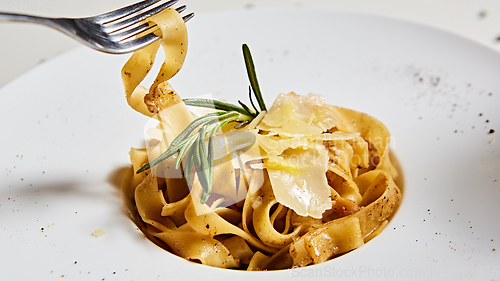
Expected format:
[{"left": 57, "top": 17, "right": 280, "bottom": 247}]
[{"left": 1, "top": 0, "right": 500, "bottom": 88}]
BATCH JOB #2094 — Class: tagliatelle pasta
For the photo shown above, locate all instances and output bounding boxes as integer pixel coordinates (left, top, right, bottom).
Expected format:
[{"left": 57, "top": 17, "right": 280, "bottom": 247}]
[
  {"left": 121, "top": 7, "right": 188, "bottom": 117},
  {"left": 120, "top": 8, "right": 402, "bottom": 270}
]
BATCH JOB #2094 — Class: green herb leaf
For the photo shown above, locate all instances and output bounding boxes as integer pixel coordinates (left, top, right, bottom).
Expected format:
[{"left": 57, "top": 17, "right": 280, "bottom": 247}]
[
  {"left": 175, "top": 134, "right": 199, "bottom": 169},
  {"left": 248, "top": 86, "right": 259, "bottom": 114},
  {"left": 242, "top": 44, "right": 266, "bottom": 112},
  {"left": 196, "top": 127, "right": 210, "bottom": 204},
  {"left": 238, "top": 100, "right": 256, "bottom": 117},
  {"left": 183, "top": 98, "right": 252, "bottom": 117}
]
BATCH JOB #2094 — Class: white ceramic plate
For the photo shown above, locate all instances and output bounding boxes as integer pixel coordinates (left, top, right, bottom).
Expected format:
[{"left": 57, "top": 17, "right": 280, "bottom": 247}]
[{"left": 1, "top": 6, "right": 499, "bottom": 281}]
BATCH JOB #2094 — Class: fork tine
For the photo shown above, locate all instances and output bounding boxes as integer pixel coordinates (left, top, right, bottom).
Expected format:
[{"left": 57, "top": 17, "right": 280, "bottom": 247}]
[
  {"left": 111, "top": 23, "right": 155, "bottom": 42},
  {"left": 103, "top": 0, "right": 180, "bottom": 34},
  {"left": 93, "top": 0, "right": 164, "bottom": 24},
  {"left": 113, "top": 11, "right": 194, "bottom": 43},
  {"left": 175, "top": 5, "right": 187, "bottom": 14},
  {"left": 113, "top": 32, "right": 159, "bottom": 54},
  {"left": 182, "top": 12, "right": 195, "bottom": 22},
  {"left": 109, "top": 5, "right": 186, "bottom": 38}
]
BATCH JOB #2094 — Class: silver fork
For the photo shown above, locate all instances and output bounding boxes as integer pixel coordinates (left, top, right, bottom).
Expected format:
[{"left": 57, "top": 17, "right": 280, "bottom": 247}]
[{"left": 0, "top": 0, "right": 194, "bottom": 54}]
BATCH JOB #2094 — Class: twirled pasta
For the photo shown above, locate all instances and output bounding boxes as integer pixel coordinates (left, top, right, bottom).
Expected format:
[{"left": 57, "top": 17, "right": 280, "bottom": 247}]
[{"left": 120, "top": 8, "right": 402, "bottom": 270}]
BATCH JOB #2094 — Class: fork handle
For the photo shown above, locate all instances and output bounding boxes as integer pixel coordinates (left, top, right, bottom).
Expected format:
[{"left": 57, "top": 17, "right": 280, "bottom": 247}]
[
  {"left": 0, "top": 12, "right": 78, "bottom": 41},
  {"left": 0, "top": 12, "right": 68, "bottom": 31},
  {"left": 1, "top": 12, "right": 52, "bottom": 24}
]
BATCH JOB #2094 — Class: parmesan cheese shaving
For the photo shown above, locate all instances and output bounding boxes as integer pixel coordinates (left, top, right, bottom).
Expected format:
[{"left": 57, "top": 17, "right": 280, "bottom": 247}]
[
  {"left": 265, "top": 145, "right": 332, "bottom": 219},
  {"left": 257, "top": 93, "right": 338, "bottom": 136},
  {"left": 255, "top": 93, "right": 346, "bottom": 218}
]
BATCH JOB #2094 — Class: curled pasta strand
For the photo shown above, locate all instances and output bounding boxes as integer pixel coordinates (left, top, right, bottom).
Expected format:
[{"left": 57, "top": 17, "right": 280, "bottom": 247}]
[
  {"left": 241, "top": 169, "right": 263, "bottom": 234},
  {"left": 185, "top": 189, "right": 279, "bottom": 254},
  {"left": 252, "top": 181, "right": 302, "bottom": 247}
]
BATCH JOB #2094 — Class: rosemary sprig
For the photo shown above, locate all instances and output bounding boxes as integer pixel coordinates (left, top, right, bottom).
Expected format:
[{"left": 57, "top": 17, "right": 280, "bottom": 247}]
[{"left": 137, "top": 44, "right": 267, "bottom": 204}]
